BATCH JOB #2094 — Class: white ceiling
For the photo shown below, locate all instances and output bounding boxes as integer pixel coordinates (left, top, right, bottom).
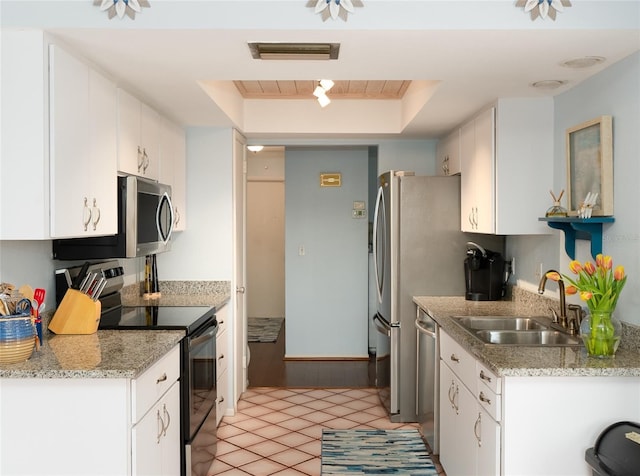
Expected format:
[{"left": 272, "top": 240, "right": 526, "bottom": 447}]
[{"left": 3, "top": 1, "right": 640, "bottom": 140}]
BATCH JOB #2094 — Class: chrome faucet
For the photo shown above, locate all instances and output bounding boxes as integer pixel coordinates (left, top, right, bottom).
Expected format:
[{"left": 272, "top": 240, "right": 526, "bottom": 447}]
[{"left": 538, "top": 270, "right": 568, "bottom": 329}]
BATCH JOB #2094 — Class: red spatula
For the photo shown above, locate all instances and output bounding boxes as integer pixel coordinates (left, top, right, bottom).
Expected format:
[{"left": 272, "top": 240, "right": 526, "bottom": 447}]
[{"left": 33, "top": 288, "right": 45, "bottom": 347}]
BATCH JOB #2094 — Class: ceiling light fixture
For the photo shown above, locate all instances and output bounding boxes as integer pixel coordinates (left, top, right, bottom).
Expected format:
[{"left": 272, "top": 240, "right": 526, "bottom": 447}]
[
  {"left": 561, "top": 56, "right": 606, "bottom": 69},
  {"left": 313, "top": 79, "right": 334, "bottom": 107},
  {"left": 317, "top": 94, "right": 331, "bottom": 108},
  {"left": 516, "top": 0, "right": 571, "bottom": 21},
  {"left": 531, "top": 80, "right": 568, "bottom": 90},
  {"left": 319, "top": 79, "right": 335, "bottom": 92},
  {"left": 97, "top": 0, "right": 150, "bottom": 20},
  {"left": 247, "top": 145, "right": 264, "bottom": 153}
]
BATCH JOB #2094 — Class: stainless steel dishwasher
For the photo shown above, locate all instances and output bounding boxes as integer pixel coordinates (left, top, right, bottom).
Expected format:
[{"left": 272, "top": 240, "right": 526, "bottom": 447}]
[{"left": 415, "top": 307, "right": 439, "bottom": 454}]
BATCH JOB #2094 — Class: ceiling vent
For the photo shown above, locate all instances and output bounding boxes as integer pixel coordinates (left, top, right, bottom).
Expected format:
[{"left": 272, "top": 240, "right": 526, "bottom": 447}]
[{"left": 248, "top": 42, "right": 340, "bottom": 60}]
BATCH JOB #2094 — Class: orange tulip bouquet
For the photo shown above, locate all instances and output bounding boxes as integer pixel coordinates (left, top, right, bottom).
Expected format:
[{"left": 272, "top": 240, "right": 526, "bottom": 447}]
[{"left": 546, "top": 254, "right": 627, "bottom": 357}]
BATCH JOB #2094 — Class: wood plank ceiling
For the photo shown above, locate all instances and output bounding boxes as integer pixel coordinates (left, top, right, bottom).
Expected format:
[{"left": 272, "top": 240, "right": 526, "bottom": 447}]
[{"left": 233, "top": 80, "right": 411, "bottom": 99}]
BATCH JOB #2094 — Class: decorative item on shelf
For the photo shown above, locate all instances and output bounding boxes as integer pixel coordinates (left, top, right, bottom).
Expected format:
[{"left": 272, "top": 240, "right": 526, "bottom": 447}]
[
  {"left": 95, "top": 0, "right": 150, "bottom": 20},
  {"left": 577, "top": 192, "right": 598, "bottom": 219},
  {"left": 566, "top": 115, "right": 613, "bottom": 216},
  {"left": 310, "top": 0, "right": 363, "bottom": 21},
  {"left": 546, "top": 254, "right": 626, "bottom": 358},
  {"left": 545, "top": 189, "right": 568, "bottom": 217},
  {"left": 516, "top": 0, "right": 571, "bottom": 21}
]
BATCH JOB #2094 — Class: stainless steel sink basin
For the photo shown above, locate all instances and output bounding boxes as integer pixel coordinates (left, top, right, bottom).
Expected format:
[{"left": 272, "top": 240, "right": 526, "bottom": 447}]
[
  {"left": 475, "top": 330, "right": 582, "bottom": 346},
  {"left": 452, "top": 316, "right": 548, "bottom": 331},
  {"left": 450, "top": 315, "right": 583, "bottom": 347}
]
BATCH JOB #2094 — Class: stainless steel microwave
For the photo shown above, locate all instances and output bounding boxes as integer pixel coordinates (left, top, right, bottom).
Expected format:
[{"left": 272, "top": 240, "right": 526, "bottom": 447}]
[{"left": 53, "top": 175, "right": 175, "bottom": 260}]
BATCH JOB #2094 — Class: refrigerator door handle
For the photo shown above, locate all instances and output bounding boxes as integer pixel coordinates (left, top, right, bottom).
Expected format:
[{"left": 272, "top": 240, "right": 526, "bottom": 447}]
[
  {"left": 373, "top": 313, "right": 390, "bottom": 336},
  {"left": 372, "top": 185, "right": 385, "bottom": 304}
]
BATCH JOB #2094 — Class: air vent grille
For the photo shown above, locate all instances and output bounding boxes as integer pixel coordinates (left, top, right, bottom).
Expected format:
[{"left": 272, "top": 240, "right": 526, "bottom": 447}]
[{"left": 248, "top": 42, "right": 340, "bottom": 60}]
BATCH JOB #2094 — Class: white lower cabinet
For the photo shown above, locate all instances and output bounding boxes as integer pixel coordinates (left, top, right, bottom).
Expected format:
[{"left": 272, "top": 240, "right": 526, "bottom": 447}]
[
  {"left": 0, "top": 345, "right": 181, "bottom": 476},
  {"left": 438, "top": 328, "right": 640, "bottom": 476},
  {"left": 133, "top": 381, "right": 181, "bottom": 476},
  {"left": 439, "top": 330, "right": 501, "bottom": 476}
]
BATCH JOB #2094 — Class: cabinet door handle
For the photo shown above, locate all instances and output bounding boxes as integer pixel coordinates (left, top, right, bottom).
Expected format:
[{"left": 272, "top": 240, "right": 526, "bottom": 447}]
[
  {"left": 91, "top": 198, "right": 101, "bottom": 231},
  {"left": 219, "top": 353, "right": 224, "bottom": 360},
  {"left": 142, "top": 148, "right": 149, "bottom": 172},
  {"left": 474, "top": 412, "right": 482, "bottom": 446},
  {"left": 479, "top": 370, "right": 492, "bottom": 383},
  {"left": 82, "top": 197, "right": 92, "bottom": 232},
  {"left": 450, "top": 354, "right": 460, "bottom": 363},
  {"left": 479, "top": 391, "right": 491, "bottom": 405},
  {"left": 137, "top": 146, "right": 144, "bottom": 172},
  {"left": 162, "top": 403, "right": 170, "bottom": 436},
  {"left": 218, "top": 395, "right": 225, "bottom": 404},
  {"left": 156, "top": 409, "right": 164, "bottom": 444},
  {"left": 156, "top": 373, "right": 167, "bottom": 384},
  {"left": 448, "top": 380, "right": 456, "bottom": 407},
  {"left": 174, "top": 206, "right": 180, "bottom": 226}
]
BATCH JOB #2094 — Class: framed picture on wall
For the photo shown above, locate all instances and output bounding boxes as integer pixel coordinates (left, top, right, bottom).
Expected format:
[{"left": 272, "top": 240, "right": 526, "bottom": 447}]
[{"left": 566, "top": 115, "right": 613, "bottom": 216}]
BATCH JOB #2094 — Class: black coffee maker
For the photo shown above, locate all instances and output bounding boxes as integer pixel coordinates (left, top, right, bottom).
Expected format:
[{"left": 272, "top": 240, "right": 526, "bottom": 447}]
[{"left": 464, "top": 242, "right": 505, "bottom": 301}]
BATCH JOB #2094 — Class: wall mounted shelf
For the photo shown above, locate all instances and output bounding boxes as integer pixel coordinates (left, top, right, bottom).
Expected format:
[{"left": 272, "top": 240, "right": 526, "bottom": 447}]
[{"left": 539, "top": 217, "right": 615, "bottom": 259}]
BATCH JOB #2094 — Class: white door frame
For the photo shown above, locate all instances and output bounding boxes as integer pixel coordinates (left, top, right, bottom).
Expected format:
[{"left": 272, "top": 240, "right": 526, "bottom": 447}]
[{"left": 232, "top": 129, "right": 247, "bottom": 405}]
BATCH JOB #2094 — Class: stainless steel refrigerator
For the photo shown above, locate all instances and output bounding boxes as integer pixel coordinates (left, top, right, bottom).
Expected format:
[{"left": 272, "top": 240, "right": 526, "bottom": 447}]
[{"left": 372, "top": 171, "right": 503, "bottom": 424}]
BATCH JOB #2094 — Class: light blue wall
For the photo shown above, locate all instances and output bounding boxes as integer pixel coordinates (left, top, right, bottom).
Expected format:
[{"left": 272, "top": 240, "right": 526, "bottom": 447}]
[
  {"left": 284, "top": 147, "right": 370, "bottom": 357},
  {"left": 508, "top": 51, "right": 640, "bottom": 325}
]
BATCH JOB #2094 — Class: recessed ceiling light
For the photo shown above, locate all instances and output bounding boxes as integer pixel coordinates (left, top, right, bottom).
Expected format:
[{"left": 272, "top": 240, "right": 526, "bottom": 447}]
[
  {"left": 531, "top": 80, "right": 568, "bottom": 90},
  {"left": 561, "top": 56, "right": 606, "bottom": 69}
]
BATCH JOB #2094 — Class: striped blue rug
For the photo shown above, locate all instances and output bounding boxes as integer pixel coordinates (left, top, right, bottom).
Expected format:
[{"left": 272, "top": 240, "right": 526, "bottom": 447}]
[{"left": 321, "top": 429, "right": 437, "bottom": 475}]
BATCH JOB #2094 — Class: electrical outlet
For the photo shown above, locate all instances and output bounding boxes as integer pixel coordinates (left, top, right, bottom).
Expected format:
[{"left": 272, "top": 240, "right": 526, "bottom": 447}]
[{"left": 298, "top": 245, "right": 305, "bottom": 256}]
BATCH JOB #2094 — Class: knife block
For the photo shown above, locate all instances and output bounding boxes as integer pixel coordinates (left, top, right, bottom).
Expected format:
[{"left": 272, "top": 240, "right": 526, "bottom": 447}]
[{"left": 48, "top": 289, "right": 101, "bottom": 335}]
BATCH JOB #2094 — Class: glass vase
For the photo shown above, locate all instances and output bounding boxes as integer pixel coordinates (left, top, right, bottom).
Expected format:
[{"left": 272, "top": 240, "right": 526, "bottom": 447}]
[{"left": 580, "top": 310, "right": 622, "bottom": 358}]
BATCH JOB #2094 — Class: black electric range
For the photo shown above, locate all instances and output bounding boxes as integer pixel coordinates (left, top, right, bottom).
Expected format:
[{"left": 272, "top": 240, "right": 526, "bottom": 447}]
[{"left": 99, "top": 305, "right": 216, "bottom": 334}]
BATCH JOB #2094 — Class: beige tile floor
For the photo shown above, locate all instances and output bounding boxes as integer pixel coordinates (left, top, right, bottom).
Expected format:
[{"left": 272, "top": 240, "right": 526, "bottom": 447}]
[{"left": 209, "top": 387, "right": 444, "bottom": 476}]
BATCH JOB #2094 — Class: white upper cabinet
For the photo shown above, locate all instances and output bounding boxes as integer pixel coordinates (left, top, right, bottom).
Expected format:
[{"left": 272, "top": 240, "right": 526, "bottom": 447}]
[
  {"left": 0, "top": 30, "right": 51, "bottom": 239},
  {"left": 49, "top": 45, "right": 118, "bottom": 238},
  {"left": 0, "top": 30, "right": 118, "bottom": 240},
  {"left": 436, "top": 128, "right": 461, "bottom": 176},
  {"left": 117, "top": 88, "right": 160, "bottom": 180},
  {"left": 460, "top": 98, "right": 553, "bottom": 235},
  {"left": 159, "top": 117, "right": 187, "bottom": 231}
]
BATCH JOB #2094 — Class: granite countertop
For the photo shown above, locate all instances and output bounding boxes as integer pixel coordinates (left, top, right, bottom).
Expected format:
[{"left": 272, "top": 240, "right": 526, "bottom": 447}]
[
  {"left": 0, "top": 281, "right": 232, "bottom": 379},
  {"left": 414, "top": 295, "right": 640, "bottom": 378},
  {"left": 0, "top": 330, "right": 184, "bottom": 379},
  {"left": 121, "top": 280, "right": 231, "bottom": 309}
]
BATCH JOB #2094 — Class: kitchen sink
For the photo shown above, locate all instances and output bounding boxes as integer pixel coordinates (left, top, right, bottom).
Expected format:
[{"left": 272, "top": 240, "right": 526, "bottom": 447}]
[
  {"left": 450, "top": 315, "right": 583, "bottom": 347},
  {"left": 475, "top": 330, "right": 582, "bottom": 346},
  {"left": 452, "top": 316, "right": 548, "bottom": 331}
]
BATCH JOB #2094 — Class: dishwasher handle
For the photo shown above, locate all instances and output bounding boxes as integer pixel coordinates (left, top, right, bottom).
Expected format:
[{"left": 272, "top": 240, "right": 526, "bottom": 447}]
[{"left": 415, "top": 319, "right": 437, "bottom": 338}]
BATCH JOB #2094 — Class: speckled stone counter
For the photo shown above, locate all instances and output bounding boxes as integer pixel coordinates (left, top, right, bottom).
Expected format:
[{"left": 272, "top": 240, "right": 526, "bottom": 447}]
[
  {"left": 0, "top": 330, "right": 184, "bottom": 379},
  {"left": 121, "top": 280, "right": 230, "bottom": 308},
  {"left": 414, "top": 293, "right": 640, "bottom": 378}
]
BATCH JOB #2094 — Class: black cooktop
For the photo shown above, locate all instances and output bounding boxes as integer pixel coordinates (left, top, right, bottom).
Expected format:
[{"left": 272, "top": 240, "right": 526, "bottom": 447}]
[{"left": 99, "top": 305, "right": 216, "bottom": 334}]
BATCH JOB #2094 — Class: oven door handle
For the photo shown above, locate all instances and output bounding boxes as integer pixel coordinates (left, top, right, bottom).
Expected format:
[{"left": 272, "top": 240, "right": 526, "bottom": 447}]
[{"left": 189, "top": 325, "right": 217, "bottom": 350}]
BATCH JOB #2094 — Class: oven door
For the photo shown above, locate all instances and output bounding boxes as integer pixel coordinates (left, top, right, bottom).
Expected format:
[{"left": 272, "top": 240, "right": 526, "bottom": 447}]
[{"left": 186, "top": 320, "right": 218, "bottom": 440}]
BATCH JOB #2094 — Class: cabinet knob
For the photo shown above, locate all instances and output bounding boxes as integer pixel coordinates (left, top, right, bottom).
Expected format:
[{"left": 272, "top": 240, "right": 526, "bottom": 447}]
[
  {"left": 450, "top": 354, "right": 460, "bottom": 363},
  {"left": 219, "top": 353, "right": 224, "bottom": 360},
  {"left": 156, "top": 373, "right": 167, "bottom": 384}
]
